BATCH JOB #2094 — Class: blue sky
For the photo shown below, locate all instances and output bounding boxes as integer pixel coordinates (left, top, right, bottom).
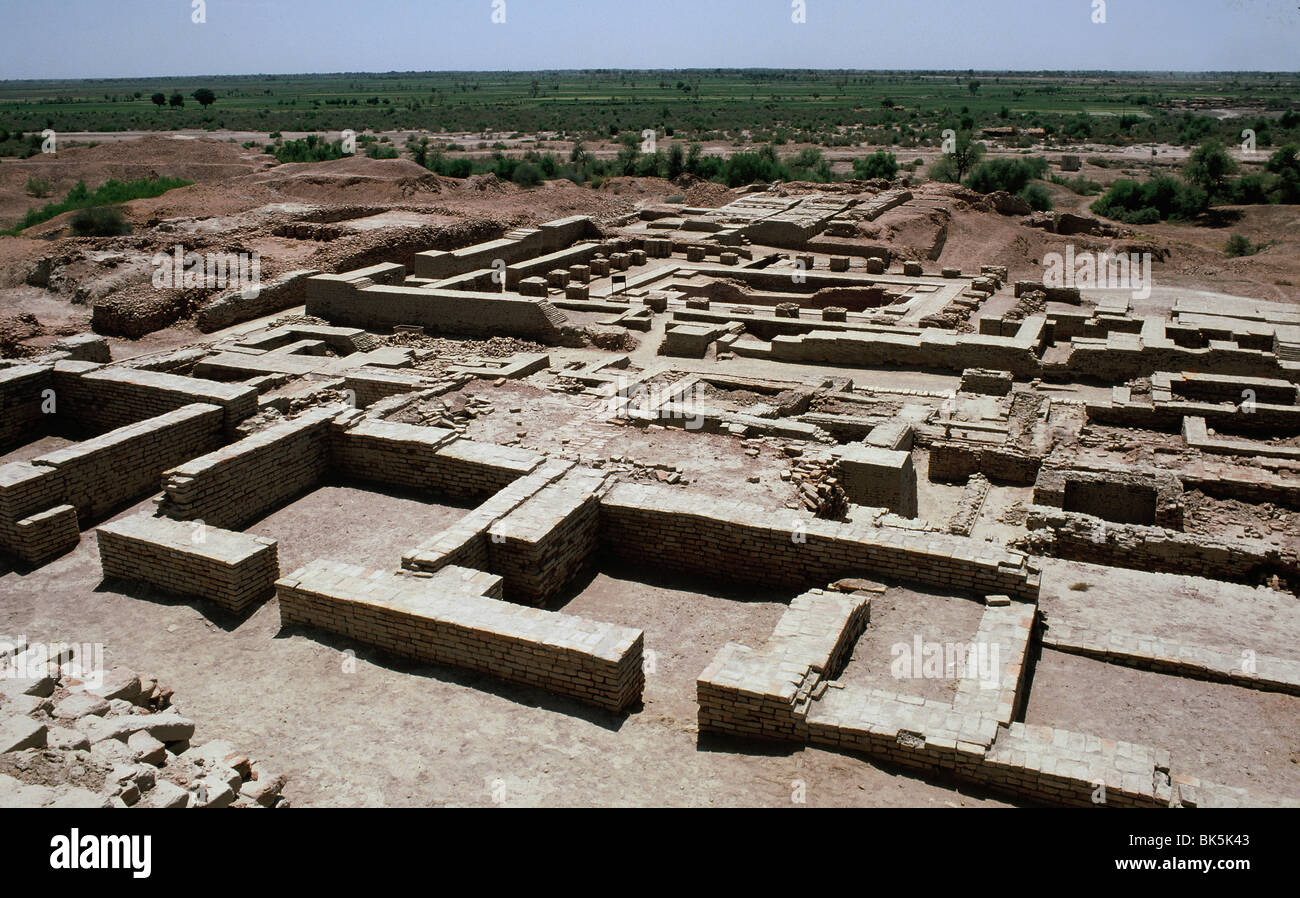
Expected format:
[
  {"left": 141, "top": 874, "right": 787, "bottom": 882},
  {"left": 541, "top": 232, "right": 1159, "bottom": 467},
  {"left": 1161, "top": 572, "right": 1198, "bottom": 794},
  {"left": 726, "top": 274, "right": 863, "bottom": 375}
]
[{"left": 1, "top": 0, "right": 1297, "bottom": 79}]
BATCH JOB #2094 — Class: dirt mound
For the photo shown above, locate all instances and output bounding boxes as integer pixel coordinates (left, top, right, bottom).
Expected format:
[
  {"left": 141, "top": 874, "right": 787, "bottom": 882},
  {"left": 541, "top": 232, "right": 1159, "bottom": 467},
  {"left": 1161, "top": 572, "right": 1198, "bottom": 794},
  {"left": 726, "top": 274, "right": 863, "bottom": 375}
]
[
  {"left": 0, "top": 136, "right": 270, "bottom": 227},
  {"left": 241, "top": 155, "right": 449, "bottom": 203}
]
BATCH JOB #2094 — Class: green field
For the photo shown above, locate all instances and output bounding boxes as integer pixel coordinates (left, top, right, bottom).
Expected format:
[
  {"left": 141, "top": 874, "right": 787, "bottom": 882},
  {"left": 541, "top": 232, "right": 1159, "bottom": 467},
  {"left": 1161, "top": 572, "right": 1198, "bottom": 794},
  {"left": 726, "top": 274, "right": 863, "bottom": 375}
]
[{"left": 2, "top": 70, "right": 1299, "bottom": 154}]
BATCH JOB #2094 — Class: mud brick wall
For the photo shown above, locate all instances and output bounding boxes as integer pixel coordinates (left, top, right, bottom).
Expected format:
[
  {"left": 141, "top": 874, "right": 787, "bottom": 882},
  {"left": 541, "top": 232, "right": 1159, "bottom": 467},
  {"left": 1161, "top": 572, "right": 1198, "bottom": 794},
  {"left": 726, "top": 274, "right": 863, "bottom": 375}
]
[
  {"left": 277, "top": 560, "right": 644, "bottom": 711},
  {"left": 159, "top": 407, "right": 340, "bottom": 529},
  {"left": 11, "top": 505, "right": 79, "bottom": 566},
  {"left": 196, "top": 269, "right": 320, "bottom": 332},
  {"left": 487, "top": 468, "right": 607, "bottom": 605},
  {"left": 1061, "top": 341, "right": 1290, "bottom": 384},
  {"left": 697, "top": 590, "right": 870, "bottom": 741},
  {"left": 0, "top": 463, "right": 68, "bottom": 561},
  {"left": 767, "top": 322, "right": 1045, "bottom": 378},
  {"left": 330, "top": 416, "right": 545, "bottom": 500},
  {"left": 600, "top": 483, "right": 1040, "bottom": 601},
  {"left": 976, "top": 723, "right": 1172, "bottom": 808},
  {"left": 415, "top": 439, "right": 544, "bottom": 501},
  {"left": 329, "top": 416, "right": 458, "bottom": 485},
  {"left": 53, "top": 363, "right": 257, "bottom": 436},
  {"left": 98, "top": 514, "right": 279, "bottom": 615},
  {"left": 0, "top": 365, "right": 53, "bottom": 451},
  {"left": 1041, "top": 619, "right": 1300, "bottom": 696},
  {"left": 0, "top": 404, "right": 224, "bottom": 562},
  {"left": 1022, "top": 506, "right": 1299, "bottom": 585},
  {"left": 307, "top": 278, "right": 567, "bottom": 342},
  {"left": 959, "top": 368, "right": 1014, "bottom": 396},
  {"left": 926, "top": 442, "right": 1043, "bottom": 486},
  {"left": 1034, "top": 465, "right": 1183, "bottom": 529},
  {"left": 402, "top": 460, "right": 573, "bottom": 575},
  {"left": 32, "top": 404, "right": 224, "bottom": 526},
  {"left": 342, "top": 371, "right": 435, "bottom": 409}
]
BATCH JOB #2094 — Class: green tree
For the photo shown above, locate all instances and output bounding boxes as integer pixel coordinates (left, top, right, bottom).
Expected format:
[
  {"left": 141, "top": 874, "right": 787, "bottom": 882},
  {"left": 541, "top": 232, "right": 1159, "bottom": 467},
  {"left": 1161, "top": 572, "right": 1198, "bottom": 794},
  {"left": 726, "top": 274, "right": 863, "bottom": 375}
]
[
  {"left": 150, "top": 92, "right": 166, "bottom": 107},
  {"left": 928, "top": 132, "right": 985, "bottom": 183},
  {"left": 192, "top": 88, "right": 216, "bottom": 108},
  {"left": 1265, "top": 144, "right": 1300, "bottom": 203},
  {"left": 852, "top": 150, "right": 899, "bottom": 180},
  {"left": 168, "top": 93, "right": 184, "bottom": 108},
  {"left": 1184, "top": 140, "right": 1238, "bottom": 200}
]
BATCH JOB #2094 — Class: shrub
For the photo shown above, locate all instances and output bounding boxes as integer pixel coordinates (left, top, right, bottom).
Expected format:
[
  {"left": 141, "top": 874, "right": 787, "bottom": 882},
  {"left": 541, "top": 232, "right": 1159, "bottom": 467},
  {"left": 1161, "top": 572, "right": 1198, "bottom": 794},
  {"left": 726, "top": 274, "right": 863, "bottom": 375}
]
[
  {"left": 69, "top": 206, "right": 130, "bottom": 237},
  {"left": 1091, "top": 175, "right": 1207, "bottom": 222},
  {"left": 512, "top": 162, "right": 543, "bottom": 188},
  {"left": 1019, "top": 182, "right": 1053, "bottom": 211},
  {"left": 24, "top": 177, "right": 52, "bottom": 198},
  {"left": 852, "top": 150, "right": 899, "bottom": 180},
  {"left": 964, "top": 157, "right": 1047, "bottom": 195},
  {"left": 1224, "top": 234, "right": 1256, "bottom": 257}
]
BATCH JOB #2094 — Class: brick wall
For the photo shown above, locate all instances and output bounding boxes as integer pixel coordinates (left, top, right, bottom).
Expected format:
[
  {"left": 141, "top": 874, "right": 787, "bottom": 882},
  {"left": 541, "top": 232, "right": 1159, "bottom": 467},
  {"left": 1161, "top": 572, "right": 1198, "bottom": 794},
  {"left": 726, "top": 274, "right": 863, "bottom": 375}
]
[
  {"left": 277, "top": 559, "right": 644, "bottom": 711},
  {"left": 98, "top": 514, "right": 280, "bottom": 615},
  {"left": 1022, "top": 506, "right": 1298, "bottom": 585},
  {"left": 599, "top": 482, "right": 1040, "bottom": 601},
  {"left": 0, "top": 404, "right": 224, "bottom": 563},
  {"left": 487, "top": 467, "right": 606, "bottom": 604},
  {"left": 0, "top": 365, "right": 53, "bottom": 451},
  {"left": 330, "top": 415, "right": 545, "bottom": 500},
  {"left": 53, "top": 363, "right": 257, "bottom": 436},
  {"left": 402, "top": 460, "right": 573, "bottom": 575},
  {"left": 34, "top": 404, "right": 224, "bottom": 526},
  {"left": 159, "top": 407, "right": 339, "bottom": 529}
]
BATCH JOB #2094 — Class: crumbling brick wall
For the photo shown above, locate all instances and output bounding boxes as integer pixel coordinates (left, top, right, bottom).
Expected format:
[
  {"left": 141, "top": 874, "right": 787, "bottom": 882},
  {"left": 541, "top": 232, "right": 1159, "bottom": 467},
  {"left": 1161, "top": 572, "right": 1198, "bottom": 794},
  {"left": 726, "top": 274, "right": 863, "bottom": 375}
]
[{"left": 599, "top": 482, "right": 1040, "bottom": 601}]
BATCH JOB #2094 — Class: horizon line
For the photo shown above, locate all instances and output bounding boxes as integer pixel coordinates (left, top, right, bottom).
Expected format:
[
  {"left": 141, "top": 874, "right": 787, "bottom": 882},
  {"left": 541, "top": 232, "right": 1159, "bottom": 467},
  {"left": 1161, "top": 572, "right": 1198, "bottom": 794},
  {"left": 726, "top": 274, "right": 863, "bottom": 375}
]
[{"left": 4, "top": 67, "right": 1300, "bottom": 85}]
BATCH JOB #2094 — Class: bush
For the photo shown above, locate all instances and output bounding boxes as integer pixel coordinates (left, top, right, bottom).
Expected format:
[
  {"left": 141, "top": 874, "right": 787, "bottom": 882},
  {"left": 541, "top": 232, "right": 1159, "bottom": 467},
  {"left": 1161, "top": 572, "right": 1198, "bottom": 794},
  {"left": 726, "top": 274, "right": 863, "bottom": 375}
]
[
  {"left": 1224, "top": 234, "right": 1256, "bottom": 257},
  {"left": 1050, "top": 174, "right": 1102, "bottom": 195},
  {"left": 24, "top": 177, "right": 52, "bottom": 198},
  {"left": 511, "top": 162, "right": 543, "bottom": 188},
  {"left": 964, "top": 157, "right": 1047, "bottom": 195},
  {"left": 852, "top": 150, "right": 899, "bottom": 180},
  {"left": 1091, "top": 175, "right": 1207, "bottom": 222},
  {"left": 1019, "top": 182, "right": 1053, "bottom": 211},
  {"left": 69, "top": 206, "right": 130, "bottom": 237}
]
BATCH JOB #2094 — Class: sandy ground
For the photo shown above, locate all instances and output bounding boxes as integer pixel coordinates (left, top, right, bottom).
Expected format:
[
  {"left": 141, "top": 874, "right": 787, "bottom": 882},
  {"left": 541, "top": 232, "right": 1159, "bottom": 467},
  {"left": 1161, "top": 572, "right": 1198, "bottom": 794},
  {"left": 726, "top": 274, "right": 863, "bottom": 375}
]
[
  {"left": 832, "top": 588, "right": 987, "bottom": 703},
  {"left": 1039, "top": 558, "right": 1300, "bottom": 660},
  {"left": 0, "top": 493, "right": 1012, "bottom": 807},
  {"left": 1026, "top": 649, "right": 1300, "bottom": 796}
]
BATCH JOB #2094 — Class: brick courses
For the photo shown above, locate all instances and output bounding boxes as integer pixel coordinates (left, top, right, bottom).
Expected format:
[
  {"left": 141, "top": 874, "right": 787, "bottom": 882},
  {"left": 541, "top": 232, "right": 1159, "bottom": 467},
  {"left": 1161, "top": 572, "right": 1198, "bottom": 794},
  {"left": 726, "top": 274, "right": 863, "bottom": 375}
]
[
  {"left": 98, "top": 514, "right": 279, "bottom": 615},
  {"left": 277, "top": 560, "right": 643, "bottom": 711}
]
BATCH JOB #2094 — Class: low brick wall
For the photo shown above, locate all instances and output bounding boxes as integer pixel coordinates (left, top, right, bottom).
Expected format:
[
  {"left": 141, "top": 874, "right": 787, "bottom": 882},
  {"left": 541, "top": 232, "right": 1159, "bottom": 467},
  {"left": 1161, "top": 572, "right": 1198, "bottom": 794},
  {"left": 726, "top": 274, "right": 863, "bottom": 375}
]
[
  {"left": 1042, "top": 618, "right": 1300, "bottom": 696},
  {"left": 927, "top": 441, "right": 1043, "bottom": 486},
  {"left": 306, "top": 278, "right": 568, "bottom": 342},
  {"left": 0, "top": 365, "right": 52, "bottom": 451},
  {"left": 33, "top": 403, "right": 224, "bottom": 526},
  {"left": 98, "top": 514, "right": 280, "bottom": 615},
  {"left": 11, "top": 505, "right": 79, "bottom": 566},
  {"left": 697, "top": 589, "right": 870, "bottom": 741},
  {"left": 402, "top": 460, "right": 572, "bottom": 575},
  {"left": 0, "top": 404, "right": 225, "bottom": 564},
  {"left": 54, "top": 363, "right": 257, "bottom": 435},
  {"left": 159, "top": 407, "right": 339, "bottom": 529},
  {"left": 599, "top": 482, "right": 1040, "bottom": 601},
  {"left": 277, "top": 560, "right": 644, "bottom": 711},
  {"left": 487, "top": 467, "right": 606, "bottom": 604},
  {"left": 196, "top": 269, "right": 320, "bottom": 332},
  {"left": 1022, "top": 505, "right": 1298, "bottom": 586},
  {"left": 331, "top": 415, "right": 544, "bottom": 500}
]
